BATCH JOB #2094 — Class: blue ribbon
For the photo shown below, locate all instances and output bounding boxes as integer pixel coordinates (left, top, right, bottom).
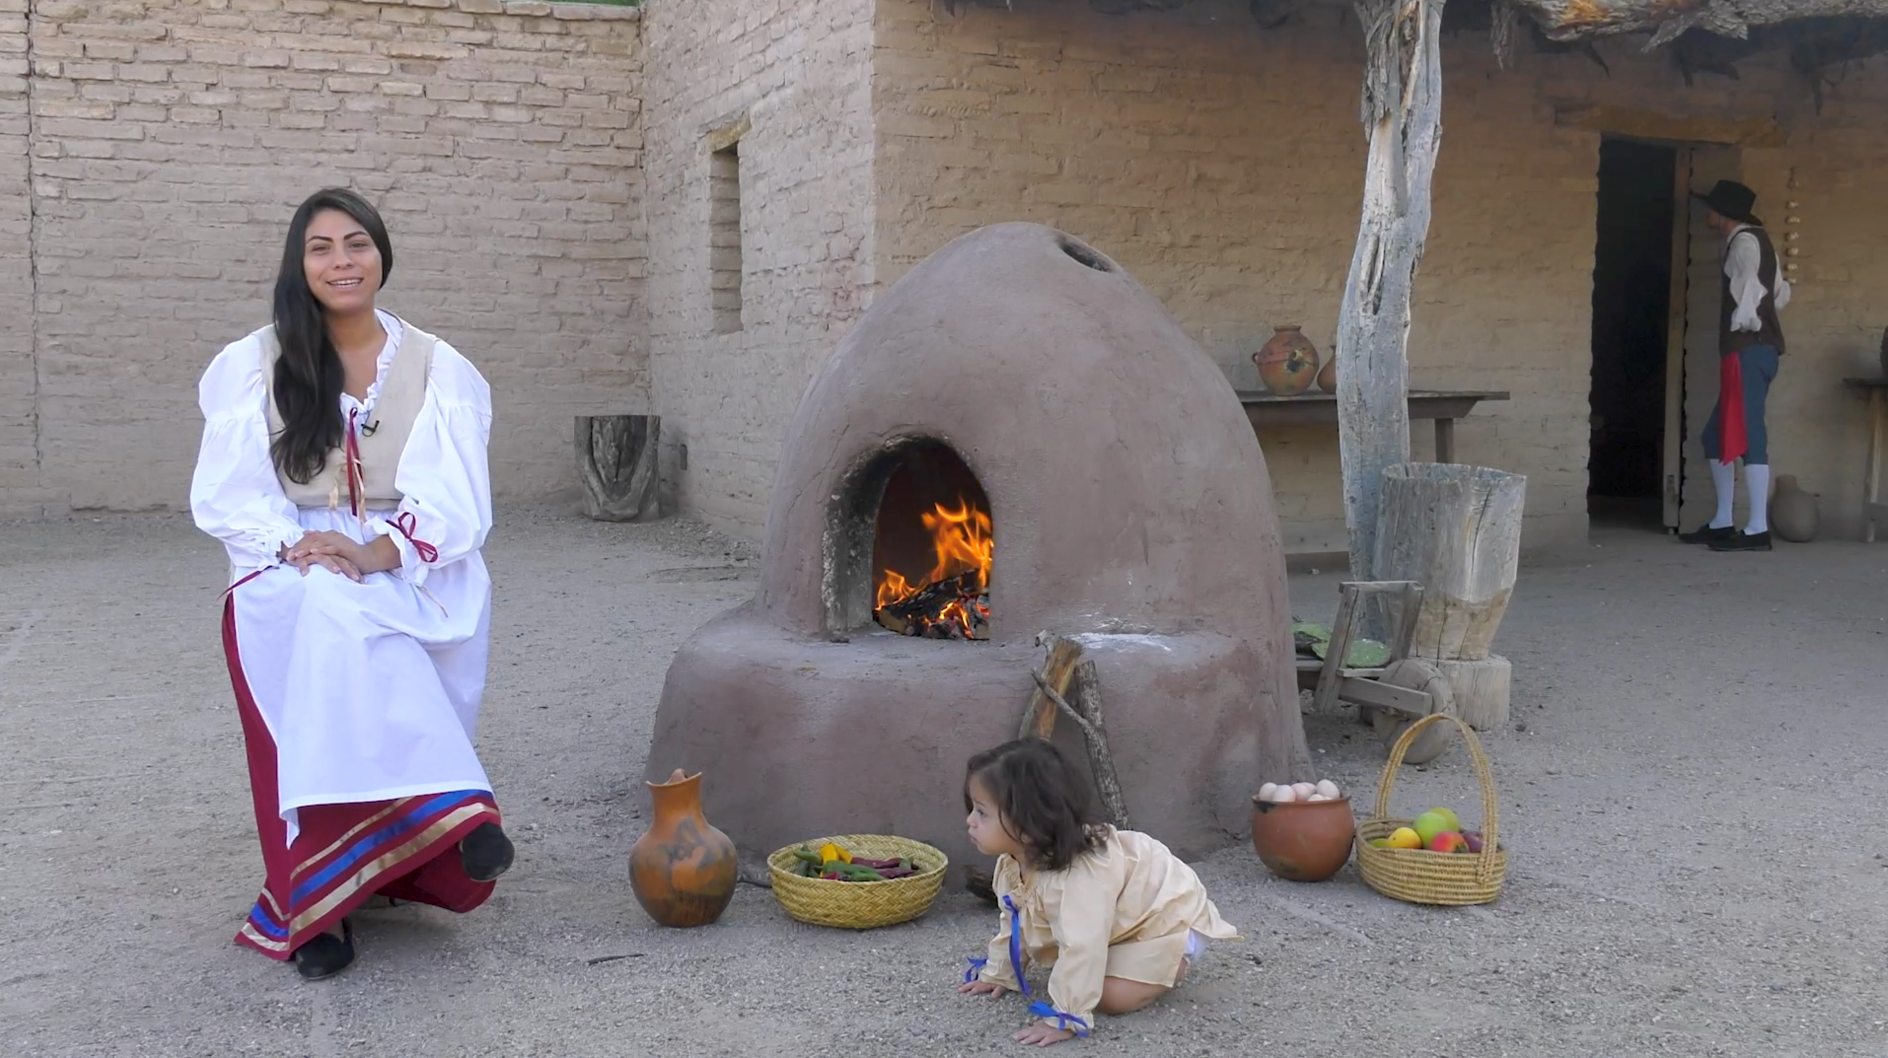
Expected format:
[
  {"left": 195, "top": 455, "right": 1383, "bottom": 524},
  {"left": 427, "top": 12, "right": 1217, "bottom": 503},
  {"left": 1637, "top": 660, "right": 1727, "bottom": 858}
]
[
  {"left": 963, "top": 956, "right": 987, "bottom": 984},
  {"left": 1002, "top": 895, "right": 1030, "bottom": 996},
  {"left": 1027, "top": 1001, "right": 1091, "bottom": 1037}
]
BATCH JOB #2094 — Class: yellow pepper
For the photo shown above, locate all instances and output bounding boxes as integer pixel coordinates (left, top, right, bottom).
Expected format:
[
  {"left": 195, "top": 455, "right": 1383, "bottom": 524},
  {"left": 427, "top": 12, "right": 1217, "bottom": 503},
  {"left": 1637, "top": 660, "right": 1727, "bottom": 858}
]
[{"left": 819, "top": 841, "right": 852, "bottom": 864}]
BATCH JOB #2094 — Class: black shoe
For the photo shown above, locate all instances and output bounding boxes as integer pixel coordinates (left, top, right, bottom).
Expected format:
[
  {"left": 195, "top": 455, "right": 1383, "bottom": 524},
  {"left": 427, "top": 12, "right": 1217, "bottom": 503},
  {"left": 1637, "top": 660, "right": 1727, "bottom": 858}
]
[
  {"left": 1677, "top": 524, "right": 1736, "bottom": 544},
  {"left": 1709, "top": 530, "right": 1772, "bottom": 552},
  {"left": 460, "top": 822, "right": 515, "bottom": 883},
  {"left": 292, "top": 919, "right": 355, "bottom": 981}
]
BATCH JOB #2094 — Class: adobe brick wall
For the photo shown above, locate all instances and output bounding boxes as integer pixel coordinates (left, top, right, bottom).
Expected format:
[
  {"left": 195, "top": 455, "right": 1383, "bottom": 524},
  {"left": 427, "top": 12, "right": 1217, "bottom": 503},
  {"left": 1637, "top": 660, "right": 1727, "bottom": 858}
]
[
  {"left": 4, "top": 0, "right": 645, "bottom": 517},
  {"left": 639, "top": 0, "right": 875, "bottom": 535},
  {"left": 1, "top": 0, "right": 48, "bottom": 512},
  {"left": 871, "top": 0, "right": 1888, "bottom": 553}
]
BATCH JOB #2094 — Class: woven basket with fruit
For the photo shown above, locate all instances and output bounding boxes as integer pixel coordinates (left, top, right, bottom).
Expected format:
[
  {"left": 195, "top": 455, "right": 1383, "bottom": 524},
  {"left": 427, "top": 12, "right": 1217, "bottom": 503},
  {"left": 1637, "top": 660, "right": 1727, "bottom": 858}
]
[{"left": 1355, "top": 713, "right": 1508, "bottom": 906}]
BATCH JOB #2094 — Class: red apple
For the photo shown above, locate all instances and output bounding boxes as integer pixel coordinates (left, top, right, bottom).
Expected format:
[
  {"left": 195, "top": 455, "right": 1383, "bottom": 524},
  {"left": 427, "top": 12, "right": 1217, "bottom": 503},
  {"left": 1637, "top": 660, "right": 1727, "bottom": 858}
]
[{"left": 1426, "top": 831, "right": 1469, "bottom": 854}]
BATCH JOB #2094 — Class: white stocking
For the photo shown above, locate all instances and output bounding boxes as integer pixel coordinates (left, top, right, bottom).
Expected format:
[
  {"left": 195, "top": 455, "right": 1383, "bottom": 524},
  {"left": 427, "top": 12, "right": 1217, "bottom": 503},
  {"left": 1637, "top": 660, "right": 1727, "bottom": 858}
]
[
  {"left": 1744, "top": 464, "right": 1770, "bottom": 535},
  {"left": 1709, "top": 461, "right": 1736, "bottom": 529}
]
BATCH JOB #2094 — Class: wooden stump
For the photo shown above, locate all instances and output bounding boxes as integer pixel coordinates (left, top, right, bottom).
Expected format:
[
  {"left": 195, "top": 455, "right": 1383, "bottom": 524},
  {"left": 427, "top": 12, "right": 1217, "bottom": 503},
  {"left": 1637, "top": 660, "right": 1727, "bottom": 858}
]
[
  {"left": 1372, "top": 463, "right": 1525, "bottom": 661},
  {"left": 1432, "top": 654, "right": 1511, "bottom": 731},
  {"left": 576, "top": 414, "right": 660, "bottom": 522}
]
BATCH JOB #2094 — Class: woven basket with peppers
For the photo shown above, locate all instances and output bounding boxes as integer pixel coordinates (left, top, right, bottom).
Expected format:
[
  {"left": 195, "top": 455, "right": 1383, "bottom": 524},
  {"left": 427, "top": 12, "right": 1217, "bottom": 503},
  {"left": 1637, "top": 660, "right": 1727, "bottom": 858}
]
[
  {"left": 792, "top": 841, "right": 918, "bottom": 881},
  {"left": 767, "top": 833, "right": 949, "bottom": 929}
]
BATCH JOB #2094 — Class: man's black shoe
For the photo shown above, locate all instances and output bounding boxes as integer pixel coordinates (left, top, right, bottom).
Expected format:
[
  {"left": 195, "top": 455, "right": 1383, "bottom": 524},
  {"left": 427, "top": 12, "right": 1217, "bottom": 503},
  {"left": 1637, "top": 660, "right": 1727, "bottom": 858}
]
[
  {"left": 1708, "top": 530, "right": 1772, "bottom": 552},
  {"left": 1677, "top": 524, "right": 1736, "bottom": 544}
]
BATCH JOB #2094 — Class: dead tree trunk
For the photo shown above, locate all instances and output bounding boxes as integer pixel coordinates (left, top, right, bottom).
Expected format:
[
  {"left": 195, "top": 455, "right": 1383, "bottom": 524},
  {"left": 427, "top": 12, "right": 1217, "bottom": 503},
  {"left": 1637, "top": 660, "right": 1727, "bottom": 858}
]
[
  {"left": 1336, "top": 0, "right": 1447, "bottom": 591},
  {"left": 576, "top": 414, "right": 661, "bottom": 522}
]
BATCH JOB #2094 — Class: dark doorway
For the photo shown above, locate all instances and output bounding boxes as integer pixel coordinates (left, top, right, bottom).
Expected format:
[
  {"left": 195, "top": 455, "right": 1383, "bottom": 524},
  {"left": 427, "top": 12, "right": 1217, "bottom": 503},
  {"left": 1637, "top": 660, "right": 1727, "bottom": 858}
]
[{"left": 1588, "top": 137, "right": 1678, "bottom": 526}]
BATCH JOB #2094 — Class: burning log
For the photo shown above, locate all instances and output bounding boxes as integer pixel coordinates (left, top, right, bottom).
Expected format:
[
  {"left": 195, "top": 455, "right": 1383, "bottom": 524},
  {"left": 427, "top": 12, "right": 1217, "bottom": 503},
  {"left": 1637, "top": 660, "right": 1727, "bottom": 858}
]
[{"left": 872, "top": 571, "right": 990, "bottom": 639}]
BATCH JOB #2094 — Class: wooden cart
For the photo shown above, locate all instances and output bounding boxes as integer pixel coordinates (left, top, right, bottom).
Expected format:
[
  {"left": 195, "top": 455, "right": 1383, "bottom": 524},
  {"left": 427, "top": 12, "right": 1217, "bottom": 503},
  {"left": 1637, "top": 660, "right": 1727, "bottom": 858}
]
[{"left": 1297, "top": 580, "right": 1458, "bottom": 764}]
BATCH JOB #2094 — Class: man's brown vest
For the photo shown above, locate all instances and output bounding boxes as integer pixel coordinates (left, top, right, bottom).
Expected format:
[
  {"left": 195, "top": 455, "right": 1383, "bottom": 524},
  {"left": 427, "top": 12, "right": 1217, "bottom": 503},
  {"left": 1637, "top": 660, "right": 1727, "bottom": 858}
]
[
  {"left": 258, "top": 319, "right": 437, "bottom": 509},
  {"left": 1720, "top": 226, "right": 1786, "bottom": 356}
]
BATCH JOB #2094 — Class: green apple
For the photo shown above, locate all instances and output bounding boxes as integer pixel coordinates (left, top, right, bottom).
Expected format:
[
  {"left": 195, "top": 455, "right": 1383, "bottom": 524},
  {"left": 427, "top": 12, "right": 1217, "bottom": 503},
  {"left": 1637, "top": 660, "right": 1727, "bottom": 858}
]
[
  {"left": 1413, "top": 809, "right": 1453, "bottom": 845},
  {"left": 1429, "top": 806, "right": 1461, "bottom": 832}
]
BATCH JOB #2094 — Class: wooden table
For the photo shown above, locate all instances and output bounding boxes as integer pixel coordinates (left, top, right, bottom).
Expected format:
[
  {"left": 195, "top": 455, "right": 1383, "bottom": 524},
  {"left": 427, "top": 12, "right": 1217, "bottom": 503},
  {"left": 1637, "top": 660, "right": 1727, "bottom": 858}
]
[
  {"left": 1234, "top": 389, "right": 1511, "bottom": 463},
  {"left": 1845, "top": 378, "right": 1888, "bottom": 543}
]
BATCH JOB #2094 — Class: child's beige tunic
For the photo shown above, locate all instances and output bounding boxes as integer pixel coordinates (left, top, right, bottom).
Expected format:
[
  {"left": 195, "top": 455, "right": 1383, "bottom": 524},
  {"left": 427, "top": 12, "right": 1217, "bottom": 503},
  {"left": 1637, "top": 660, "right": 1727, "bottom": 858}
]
[{"left": 976, "top": 827, "right": 1241, "bottom": 1031}]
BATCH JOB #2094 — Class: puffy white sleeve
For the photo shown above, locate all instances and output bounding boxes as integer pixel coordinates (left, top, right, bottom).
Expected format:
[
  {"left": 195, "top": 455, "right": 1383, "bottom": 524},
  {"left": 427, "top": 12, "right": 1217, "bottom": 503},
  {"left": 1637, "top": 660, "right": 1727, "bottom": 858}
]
[
  {"left": 189, "top": 336, "right": 305, "bottom": 573},
  {"left": 365, "top": 340, "right": 493, "bottom": 588},
  {"left": 1725, "top": 231, "right": 1766, "bottom": 333}
]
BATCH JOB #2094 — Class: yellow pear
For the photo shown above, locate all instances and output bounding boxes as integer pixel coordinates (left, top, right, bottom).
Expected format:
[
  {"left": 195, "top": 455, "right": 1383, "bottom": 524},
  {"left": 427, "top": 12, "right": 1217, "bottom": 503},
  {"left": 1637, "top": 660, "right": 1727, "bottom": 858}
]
[{"left": 1387, "top": 827, "right": 1422, "bottom": 849}]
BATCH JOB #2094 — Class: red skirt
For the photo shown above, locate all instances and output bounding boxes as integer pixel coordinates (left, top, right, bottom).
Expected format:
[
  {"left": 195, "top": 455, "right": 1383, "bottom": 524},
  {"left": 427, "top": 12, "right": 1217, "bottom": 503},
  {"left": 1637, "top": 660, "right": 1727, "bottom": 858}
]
[{"left": 221, "top": 591, "right": 502, "bottom": 960}]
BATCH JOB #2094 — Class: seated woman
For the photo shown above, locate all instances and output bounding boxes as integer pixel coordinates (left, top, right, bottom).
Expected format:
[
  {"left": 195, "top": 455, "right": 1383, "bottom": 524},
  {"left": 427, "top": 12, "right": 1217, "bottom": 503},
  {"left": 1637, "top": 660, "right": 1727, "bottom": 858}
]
[{"left": 190, "top": 187, "right": 513, "bottom": 981}]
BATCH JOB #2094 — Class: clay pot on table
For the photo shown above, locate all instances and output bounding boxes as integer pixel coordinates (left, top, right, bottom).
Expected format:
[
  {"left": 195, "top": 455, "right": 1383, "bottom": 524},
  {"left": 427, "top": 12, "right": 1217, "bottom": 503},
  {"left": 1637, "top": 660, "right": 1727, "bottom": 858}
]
[
  {"left": 628, "top": 768, "right": 738, "bottom": 927},
  {"left": 1316, "top": 351, "right": 1337, "bottom": 393},
  {"left": 1253, "top": 326, "right": 1321, "bottom": 396},
  {"left": 1250, "top": 794, "right": 1356, "bottom": 882},
  {"left": 1770, "top": 474, "right": 1820, "bottom": 542}
]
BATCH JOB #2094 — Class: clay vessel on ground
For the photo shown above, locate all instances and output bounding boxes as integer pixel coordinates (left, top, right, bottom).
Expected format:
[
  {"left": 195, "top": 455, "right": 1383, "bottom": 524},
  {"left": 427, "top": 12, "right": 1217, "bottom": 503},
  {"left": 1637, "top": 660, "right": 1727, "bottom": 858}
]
[
  {"left": 1316, "top": 351, "right": 1337, "bottom": 393},
  {"left": 1253, "top": 326, "right": 1320, "bottom": 396},
  {"left": 1250, "top": 794, "right": 1355, "bottom": 882},
  {"left": 628, "top": 768, "right": 738, "bottom": 927},
  {"left": 1770, "top": 474, "right": 1819, "bottom": 542}
]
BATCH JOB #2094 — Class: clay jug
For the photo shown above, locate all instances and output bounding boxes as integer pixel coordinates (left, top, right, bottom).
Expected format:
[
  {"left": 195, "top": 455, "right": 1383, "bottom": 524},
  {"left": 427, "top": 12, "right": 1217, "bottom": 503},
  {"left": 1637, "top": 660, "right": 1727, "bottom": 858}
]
[
  {"left": 1316, "top": 351, "right": 1337, "bottom": 393},
  {"left": 1252, "top": 326, "right": 1320, "bottom": 396},
  {"left": 1770, "top": 474, "right": 1819, "bottom": 543},
  {"left": 1250, "top": 793, "right": 1355, "bottom": 882},
  {"left": 628, "top": 768, "right": 738, "bottom": 927}
]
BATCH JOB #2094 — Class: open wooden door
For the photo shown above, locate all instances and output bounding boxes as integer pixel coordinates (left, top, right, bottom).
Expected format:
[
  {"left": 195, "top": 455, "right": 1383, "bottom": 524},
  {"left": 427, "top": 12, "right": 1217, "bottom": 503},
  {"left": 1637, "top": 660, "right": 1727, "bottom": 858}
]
[{"left": 1660, "top": 150, "right": 1691, "bottom": 529}]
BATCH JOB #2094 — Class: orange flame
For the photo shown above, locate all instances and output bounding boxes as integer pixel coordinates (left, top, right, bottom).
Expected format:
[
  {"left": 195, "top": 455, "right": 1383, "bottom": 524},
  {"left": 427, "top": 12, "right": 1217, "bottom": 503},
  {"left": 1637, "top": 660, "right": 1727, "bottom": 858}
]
[{"left": 875, "top": 497, "right": 993, "bottom": 636}]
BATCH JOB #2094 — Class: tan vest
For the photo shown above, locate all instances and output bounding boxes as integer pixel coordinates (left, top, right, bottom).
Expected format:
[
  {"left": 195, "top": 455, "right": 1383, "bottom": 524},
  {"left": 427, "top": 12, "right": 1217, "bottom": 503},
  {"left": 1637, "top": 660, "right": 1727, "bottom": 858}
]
[{"left": 259, "top": 318, "right": 437, "bottom": 510}]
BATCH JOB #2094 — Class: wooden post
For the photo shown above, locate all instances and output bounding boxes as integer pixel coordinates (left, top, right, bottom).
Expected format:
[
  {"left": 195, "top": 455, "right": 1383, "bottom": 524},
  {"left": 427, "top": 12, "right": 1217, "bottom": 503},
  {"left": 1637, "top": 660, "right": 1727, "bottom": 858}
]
[
  {"left": 1019, "top": 632, "right": 1086, "bottom": 740},
  {"left": 1335, "top": 0, "right": 1447, "bottom": 589},
  {"left": 1030, "top": 663, "right": 1133, "bottom": 831},
  {"left": 575, "top": 414, "right": 661, "bottom": 522}
]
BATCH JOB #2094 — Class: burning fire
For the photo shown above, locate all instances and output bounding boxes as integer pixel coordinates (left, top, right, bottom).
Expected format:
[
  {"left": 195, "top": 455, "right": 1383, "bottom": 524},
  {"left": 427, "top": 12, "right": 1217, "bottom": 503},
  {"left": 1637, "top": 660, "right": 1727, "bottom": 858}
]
[{"left": 873, "top": 497, "right": 993, "bottom": 640}]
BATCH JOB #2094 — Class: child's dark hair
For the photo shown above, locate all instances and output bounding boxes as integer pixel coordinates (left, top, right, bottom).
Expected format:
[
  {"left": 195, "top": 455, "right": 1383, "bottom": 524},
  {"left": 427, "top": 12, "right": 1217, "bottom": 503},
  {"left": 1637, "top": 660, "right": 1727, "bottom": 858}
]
[{"left": 964, "top": 738, "right": 1108, "bottom": 872}]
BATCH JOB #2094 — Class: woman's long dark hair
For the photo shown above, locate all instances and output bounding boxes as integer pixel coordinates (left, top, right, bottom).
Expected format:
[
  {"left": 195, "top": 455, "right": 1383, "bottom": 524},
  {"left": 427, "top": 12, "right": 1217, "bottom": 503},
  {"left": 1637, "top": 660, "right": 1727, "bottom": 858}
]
[
  {"left": 964, "top": 738, "right": 1108, "bottom": 872},
  {"left": 269, "top": 188, "right": 394, "bottom": 484}
]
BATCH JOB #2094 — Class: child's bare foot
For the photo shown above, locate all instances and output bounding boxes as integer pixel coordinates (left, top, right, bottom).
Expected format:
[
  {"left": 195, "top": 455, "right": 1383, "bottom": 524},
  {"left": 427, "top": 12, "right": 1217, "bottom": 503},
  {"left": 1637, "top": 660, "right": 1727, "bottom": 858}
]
[{"left": 1013, "top": 1023, "right": 1077, "bottom": 1047}]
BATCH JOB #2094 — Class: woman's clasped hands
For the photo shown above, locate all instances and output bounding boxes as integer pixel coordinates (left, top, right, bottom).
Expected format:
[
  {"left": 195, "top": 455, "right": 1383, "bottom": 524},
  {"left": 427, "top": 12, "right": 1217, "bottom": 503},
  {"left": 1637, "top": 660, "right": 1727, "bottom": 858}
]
[{"left": 281, "top": 530, "right": 401, "bottom": 582}]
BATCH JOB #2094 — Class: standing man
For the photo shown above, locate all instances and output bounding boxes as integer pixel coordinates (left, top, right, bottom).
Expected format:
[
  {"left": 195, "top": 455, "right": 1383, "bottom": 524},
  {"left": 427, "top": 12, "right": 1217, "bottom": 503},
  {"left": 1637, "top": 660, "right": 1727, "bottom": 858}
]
[{"left": 1678, "top": 180, "right": 1790, "bottom": 552}]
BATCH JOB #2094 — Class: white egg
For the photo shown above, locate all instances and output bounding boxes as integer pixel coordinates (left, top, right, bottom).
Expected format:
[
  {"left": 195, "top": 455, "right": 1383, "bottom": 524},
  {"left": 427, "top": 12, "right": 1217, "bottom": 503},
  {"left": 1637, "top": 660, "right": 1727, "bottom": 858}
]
[
  {"left": 1259, "top": 783, "right": 1278, "bottom": 802},
  {"left": 1315, "top": 779, "right": 1340, "bottom": 799},
  {"left": 1307, "top": 793, "right": 1330, "bottom": 802},
  {"left": 1272, "top": 785, "right": 1296, "bottom": 803},
  {"left": 1292, "top": 782, "right": 1317, "bottom": 800}
]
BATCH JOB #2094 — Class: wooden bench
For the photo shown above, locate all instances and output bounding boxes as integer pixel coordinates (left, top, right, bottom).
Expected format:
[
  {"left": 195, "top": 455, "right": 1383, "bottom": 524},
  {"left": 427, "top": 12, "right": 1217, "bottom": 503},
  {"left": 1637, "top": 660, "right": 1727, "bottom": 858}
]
[{"left": 1235, "top": 389, "right": 1511, "bottom": 464}]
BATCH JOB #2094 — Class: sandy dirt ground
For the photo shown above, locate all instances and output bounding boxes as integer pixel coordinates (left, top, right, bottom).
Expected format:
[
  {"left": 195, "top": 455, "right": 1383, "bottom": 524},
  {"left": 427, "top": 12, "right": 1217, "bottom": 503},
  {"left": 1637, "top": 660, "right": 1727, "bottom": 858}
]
[{"left": 2, "top": 505, "right": 1885, "bottom": 1058}]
